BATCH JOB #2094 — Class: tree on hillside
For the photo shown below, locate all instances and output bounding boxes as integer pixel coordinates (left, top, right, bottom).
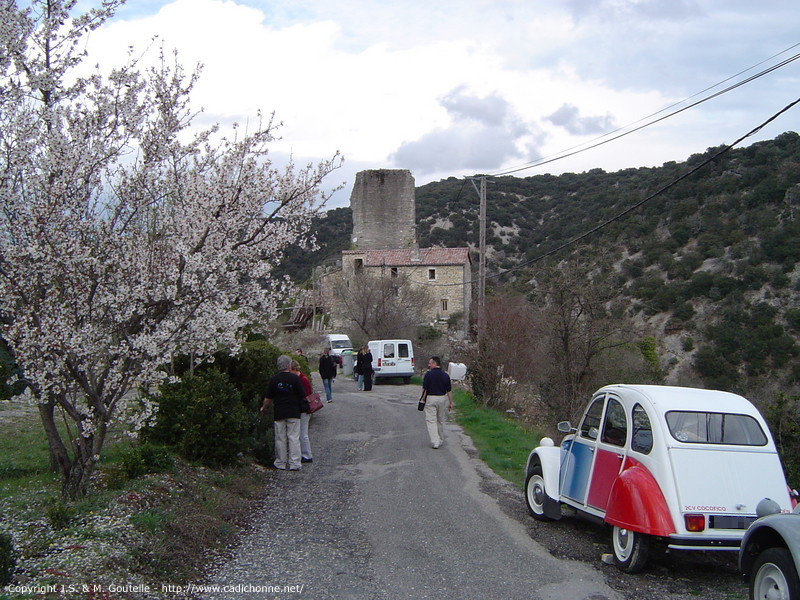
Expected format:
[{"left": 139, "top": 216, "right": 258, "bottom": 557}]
[
  {"left": 334, "top": 271, "right": 432, "bottom": 340},
  {"left": 532, "top": 264, "right": 650, "bottom": 421},
  {"left": 0, "top": 0, "right": 342, "bottom": 497}
]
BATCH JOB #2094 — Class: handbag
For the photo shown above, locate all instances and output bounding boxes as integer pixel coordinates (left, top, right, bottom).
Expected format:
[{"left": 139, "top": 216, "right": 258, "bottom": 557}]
[
  {"left": 306, "top": 392, "right": 324, "bottom": 414},
  {"left": 417, "top": 390, "right": 427, "bottom": 411}
]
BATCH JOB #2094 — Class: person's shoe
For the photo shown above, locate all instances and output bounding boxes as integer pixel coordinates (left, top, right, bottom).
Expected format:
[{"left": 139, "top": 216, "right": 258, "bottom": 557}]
[
  {"left": 432, "top": 443, "right": 440, "bottom": 449},
  {"left": 288, "top": 466, "right": 301, "bottom": 471},
  {"left": 301, "top": 457, "right": 313, "bottom": 463}
]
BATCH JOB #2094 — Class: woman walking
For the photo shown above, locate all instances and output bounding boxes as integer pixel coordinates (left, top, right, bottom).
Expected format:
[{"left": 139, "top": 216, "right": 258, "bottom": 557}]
[{"left": 291, "top": 360, "right": 314, "bottom": 463}]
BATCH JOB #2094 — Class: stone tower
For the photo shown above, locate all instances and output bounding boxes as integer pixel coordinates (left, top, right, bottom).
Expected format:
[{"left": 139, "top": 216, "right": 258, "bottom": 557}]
[{"left": 349, "top": 169, "right": 417, "bottom": 250}]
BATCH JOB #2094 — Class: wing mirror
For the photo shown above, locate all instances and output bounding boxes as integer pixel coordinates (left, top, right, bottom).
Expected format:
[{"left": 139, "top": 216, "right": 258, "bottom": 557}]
[{"left": 557, "top": 421, "right": 573, "bottom": 433}]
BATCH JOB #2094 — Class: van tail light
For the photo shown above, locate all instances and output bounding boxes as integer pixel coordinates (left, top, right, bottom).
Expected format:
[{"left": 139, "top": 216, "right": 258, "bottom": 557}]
[
  {"left": 684, "top": 514, "right": 706, "bottom": 532},
  {"left": 412, "top": 357, "right": 415, "bottom": 367},
  {"left": 378, "top": 358, "right": 382, "bottom": 367}
]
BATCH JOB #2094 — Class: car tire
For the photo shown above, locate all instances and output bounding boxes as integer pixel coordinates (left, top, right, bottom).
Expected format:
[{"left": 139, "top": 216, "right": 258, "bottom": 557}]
[
  {"left": 525, "top": 465, "right": 554, "bottom": 521},
  {"left": 750, "top": 547, "right": 800, "bottom": 600},
  {"left": 612, "top": 525, "right": 649, "bottom": 573}
]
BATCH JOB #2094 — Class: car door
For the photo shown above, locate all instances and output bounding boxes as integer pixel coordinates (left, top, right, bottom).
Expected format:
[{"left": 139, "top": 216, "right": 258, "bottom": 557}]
[
  {"left": 560, "top": 394, "right": 605, "bottom": 504},
  {"left": 586, "top": 395, "right": 629, "bottom": 511},
  {"left": 380, "top": 342, "right": 396, "bottom": 373},
  {"left": 396, "top": 342, "right": 412, "bottom": 374}
]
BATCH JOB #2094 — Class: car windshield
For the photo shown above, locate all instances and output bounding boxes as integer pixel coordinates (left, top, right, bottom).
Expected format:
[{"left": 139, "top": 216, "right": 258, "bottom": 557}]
[
  {"left": 331, "top": 340, "right": 351, "bottom": 349},
  {"left": 665, "top": 411, "right": 768, "bottom": 446}
]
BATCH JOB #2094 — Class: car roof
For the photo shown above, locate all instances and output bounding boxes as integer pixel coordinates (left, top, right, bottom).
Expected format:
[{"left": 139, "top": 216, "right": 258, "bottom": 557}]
[{"left": 597, "top": 384, "right": 762, "bottom": 418}]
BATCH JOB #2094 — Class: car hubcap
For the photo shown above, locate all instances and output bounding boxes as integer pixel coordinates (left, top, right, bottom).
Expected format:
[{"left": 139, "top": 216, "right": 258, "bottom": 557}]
[
  {"left": 614, "top": 527, "right": 633, "bottom": 561},
  {"left": 528, "top": 476, "right": 545, "bottom": 513},
  {"left": 754, "top": 562, "right": 789, "bottom": 600}
]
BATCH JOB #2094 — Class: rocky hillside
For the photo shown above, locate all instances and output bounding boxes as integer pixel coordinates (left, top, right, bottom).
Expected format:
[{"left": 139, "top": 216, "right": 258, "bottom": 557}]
[{"left": 286, "top": 131, "right": 800, "bottom": 395}]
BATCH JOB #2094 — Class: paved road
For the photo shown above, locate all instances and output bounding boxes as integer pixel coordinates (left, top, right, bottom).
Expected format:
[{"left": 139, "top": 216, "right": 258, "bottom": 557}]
[{"left": 202, "top": 374, "right": 622, "bottom": 600}]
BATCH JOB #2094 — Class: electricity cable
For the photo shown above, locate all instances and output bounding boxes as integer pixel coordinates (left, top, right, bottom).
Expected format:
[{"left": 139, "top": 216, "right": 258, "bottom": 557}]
[
  {"left": 488, "top": 47, "right": 800, "bottom": 178},
  {"left": 421, "top": 95, "right": 800, "bottom": 288}
]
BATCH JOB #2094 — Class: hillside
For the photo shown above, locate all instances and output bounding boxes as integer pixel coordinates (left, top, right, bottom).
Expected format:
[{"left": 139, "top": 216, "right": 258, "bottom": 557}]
[{"left": 284, "top": 131, "right": 800, "bottom": 395}]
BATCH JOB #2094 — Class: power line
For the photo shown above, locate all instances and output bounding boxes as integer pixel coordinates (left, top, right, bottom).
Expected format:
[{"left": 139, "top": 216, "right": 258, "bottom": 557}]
[
  {"left": 421, "top": 95, "right": 800, "bottom": 288},
  {"left": 488, "top": 45, "right": 800, "bottom": 178}
]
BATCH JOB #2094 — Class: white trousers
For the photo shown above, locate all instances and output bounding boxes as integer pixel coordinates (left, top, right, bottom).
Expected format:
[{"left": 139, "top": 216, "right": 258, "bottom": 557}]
[
  {"left": 300, "top": 412, "right": 313, "bottom": 460},
  {"left": 274, "top": 418, "right": 301, "bottom": 470},
  {"left": 424, "top": 394, "right": 448, "bottom": 447}
]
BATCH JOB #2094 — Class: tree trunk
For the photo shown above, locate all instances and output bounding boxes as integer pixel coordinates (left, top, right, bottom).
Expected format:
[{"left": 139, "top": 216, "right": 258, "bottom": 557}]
[{"left": 37, "top": 400, "right": 93, "bottom": 499}]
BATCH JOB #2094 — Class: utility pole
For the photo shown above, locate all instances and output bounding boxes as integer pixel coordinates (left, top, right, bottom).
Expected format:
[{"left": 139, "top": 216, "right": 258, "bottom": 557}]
[{"left": 468, "top": 175, "right": 488, "bottom": 346}]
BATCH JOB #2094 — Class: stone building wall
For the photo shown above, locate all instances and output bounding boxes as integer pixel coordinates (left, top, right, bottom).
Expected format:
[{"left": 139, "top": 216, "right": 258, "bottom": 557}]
[{"left": 350, "top": 169, "right": 417, "bottom": 250}]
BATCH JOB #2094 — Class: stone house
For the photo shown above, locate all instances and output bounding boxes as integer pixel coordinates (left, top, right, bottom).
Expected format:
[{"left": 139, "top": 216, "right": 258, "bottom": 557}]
[{"left": 316, "top": 169, "right": 472, "bottom": 334}]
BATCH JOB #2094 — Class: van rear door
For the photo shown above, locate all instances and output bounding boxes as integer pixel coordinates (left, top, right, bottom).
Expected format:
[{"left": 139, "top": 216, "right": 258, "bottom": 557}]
[{"left": 396, "top": 341, "right": 413, "bottom": 376}]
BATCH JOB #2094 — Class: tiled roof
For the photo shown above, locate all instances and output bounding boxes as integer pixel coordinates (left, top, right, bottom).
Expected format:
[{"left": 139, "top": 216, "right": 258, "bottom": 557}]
[{"left": 342, "top": 247, "right": 471, "bottom": 267}]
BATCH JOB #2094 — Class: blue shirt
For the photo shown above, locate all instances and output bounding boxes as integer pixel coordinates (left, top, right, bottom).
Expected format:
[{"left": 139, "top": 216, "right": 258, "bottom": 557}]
[{"left": 423, "top": 368, "right": 452, "bottom": 396}]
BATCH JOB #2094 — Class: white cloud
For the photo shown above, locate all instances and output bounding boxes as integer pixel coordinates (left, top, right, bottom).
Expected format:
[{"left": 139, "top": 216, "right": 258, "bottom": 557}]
[{"left": 79, "top": 0, "right": 800, "bottom": 197}]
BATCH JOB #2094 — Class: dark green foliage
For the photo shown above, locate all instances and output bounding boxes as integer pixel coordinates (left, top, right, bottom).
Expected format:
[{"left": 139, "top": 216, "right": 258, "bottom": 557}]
[
  {"left": 121, "top": 442, "right": 174, "bottom": 479},
  {"left": 0, "top": 532, "right": 15, "bottom": 585},
  {"left": 214, "top": 340, "right": 284, "bottom": 465},
  {"left": 143, "top": 370, "right": 249, "bottom": 467},
  {"left": 765, "top": 393, "right": 800, "bottom": 487},
  {"left": 0, "top": 337, "right": 25, "bottom": 400},
  {"left": 45, "top": 498, "right": 75, "bottom": 530}
]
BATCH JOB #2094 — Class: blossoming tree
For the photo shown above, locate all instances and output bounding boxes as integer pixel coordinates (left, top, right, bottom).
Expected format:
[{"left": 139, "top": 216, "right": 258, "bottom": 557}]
[{"left": 0, "top": 0, "right": 342, "bottom": 497}]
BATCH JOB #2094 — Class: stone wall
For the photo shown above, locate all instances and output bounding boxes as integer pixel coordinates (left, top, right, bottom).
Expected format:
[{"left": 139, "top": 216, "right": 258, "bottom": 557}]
[{"left": 350, "top": 169, "right": 416, "bottom": 250}]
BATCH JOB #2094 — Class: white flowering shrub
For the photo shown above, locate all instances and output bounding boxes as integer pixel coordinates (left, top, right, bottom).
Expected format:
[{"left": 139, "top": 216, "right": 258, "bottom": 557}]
[{"left": 0, "top": 1, "right": 342, "bottom": 497}]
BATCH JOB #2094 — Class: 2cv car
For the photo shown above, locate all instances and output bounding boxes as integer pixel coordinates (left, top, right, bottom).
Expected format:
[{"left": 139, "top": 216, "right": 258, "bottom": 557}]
[{"left": 525, "top": 384, "right": 792, "bottom": 573}]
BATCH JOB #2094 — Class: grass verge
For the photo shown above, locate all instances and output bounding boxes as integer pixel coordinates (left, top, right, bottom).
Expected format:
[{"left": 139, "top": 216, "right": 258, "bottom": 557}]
[
  {"left": 452, "top": 387, "right": 544, "bottom": 488},
  {"left": 0, "top": 404, "right": 266, "bottom": 599}
]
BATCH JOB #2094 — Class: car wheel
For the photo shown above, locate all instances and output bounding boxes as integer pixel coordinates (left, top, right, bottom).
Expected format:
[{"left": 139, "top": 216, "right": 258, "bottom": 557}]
[
  {"left": 612, "top": 525, "right": 649, "bottom": 573},
  {"left": 750, "top": 547, "right": 800, "bottom": 600},
  {"left": 525, "top": 465, "right": 554, "bottom": 521}
]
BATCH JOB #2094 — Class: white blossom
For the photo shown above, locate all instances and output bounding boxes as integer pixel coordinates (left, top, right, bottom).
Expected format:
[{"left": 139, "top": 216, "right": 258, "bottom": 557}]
[{"left": 0, "top": 0, "right": 343, "bottom": 496}]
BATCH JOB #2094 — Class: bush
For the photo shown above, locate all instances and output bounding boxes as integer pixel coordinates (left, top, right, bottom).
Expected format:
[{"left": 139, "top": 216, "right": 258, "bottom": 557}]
[
  {"left": 45, "top": 498, "right": 74, "bottom": 530},
  {"left": 121, "top": 442, "right": 174, "bottom": 480},
  {"left": 0, "top": 531, "right": 15, "bottom": 586},
  {"left": 214, "top": 341, "right": 283, "bottom": 465},
  {"left": 765, "top": 393, "right": 800, "bottom": 487},
  {"left": 143, "top": 370, "right": 249, "bottom": 467}
]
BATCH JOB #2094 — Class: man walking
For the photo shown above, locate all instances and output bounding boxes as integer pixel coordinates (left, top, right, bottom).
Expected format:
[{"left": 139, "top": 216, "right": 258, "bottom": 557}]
[
  {"left": 318, "top": 347, "right": 337, "bottom": 403},
  {"left": 261, "top": 355, "right": 306, "bottom": 470},
  {"left": 420, "top": 356, "right": 453, "bottom": 449}
]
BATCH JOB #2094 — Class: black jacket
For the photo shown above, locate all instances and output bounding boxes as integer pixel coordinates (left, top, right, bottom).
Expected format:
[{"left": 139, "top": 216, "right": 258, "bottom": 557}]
[{"left": 319, "top": 354, "right": 337, "bottom": 379}]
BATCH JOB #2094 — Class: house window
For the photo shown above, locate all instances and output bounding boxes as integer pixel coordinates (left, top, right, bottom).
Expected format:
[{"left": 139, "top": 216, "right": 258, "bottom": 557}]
[
  {"left": 354, "top": 258, "right": 363, "bottom": 271},
  {"left": 390, "top": 267, "right": 398, "bottom": 278},
  {"left": 428, "top": 268, "right": 436, "bottom": 280},
  {"left": 441, "top": 299, "right": 449, "bottom": 312}
]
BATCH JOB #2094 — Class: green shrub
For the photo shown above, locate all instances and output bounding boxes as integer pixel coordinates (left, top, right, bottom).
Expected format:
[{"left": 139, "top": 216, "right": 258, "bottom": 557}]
[
  {"left": 0, "top": 532, "right": 15, "bottom": 586},
  {"left": 143, "top": 370, "right": 249, "bottom": 467},
  {"left": 45, "top": 498, "right": 74, "bottom": 530},
  {"left": 765, "top": 393, "right": 800, "bottom": 487},
  {"left": 121, "top": 442, "right": 174, "bottom": 480},
  {"left": 215, "top": 341, "right": 283, "bottom": 465}
]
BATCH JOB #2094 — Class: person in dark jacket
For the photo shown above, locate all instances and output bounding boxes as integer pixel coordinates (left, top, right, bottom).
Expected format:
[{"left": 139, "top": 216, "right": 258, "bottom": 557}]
[
  {"left": 261, "top": 355, "right": 306, "bottom": 470},
  {"left": 355, "top": 346, "right": 374, "bottom": 391},
  {"left": 318, "top": 348, "right": 337, "bottom": 403},
  {"left": 419, "top": 356, "right": 453, "bottom": 449}
]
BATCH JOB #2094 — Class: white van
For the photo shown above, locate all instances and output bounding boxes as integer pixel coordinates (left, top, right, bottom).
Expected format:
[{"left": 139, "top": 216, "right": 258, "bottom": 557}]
[
  {"left": 326, "top": 334, "right": 353, "bottom": 364},
  {"left": 368, "top": 339, "right": 415, "bottom": 383}
]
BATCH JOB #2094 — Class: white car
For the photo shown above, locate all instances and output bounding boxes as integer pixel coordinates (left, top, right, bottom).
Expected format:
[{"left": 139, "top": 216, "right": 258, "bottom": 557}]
[{"left": 525, "top": 384, "right": 791, "bottom": 573}]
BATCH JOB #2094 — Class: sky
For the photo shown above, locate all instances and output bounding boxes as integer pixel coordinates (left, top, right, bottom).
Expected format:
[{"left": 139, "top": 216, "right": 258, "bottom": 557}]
[{"left": 78, "top": 0, "right": 800, "bottom": 209}]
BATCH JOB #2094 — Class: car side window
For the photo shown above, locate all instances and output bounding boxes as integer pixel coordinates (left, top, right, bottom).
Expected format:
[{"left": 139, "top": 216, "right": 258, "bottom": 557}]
[
  {"left": 580, "top": 397, "right": 605, "bottom": 440},
  {"left": 631, "top": 404, "right": 653, "bottom": 454},
  {"left": 601, "top": 398, "right": 628, "bottom": 447}
]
